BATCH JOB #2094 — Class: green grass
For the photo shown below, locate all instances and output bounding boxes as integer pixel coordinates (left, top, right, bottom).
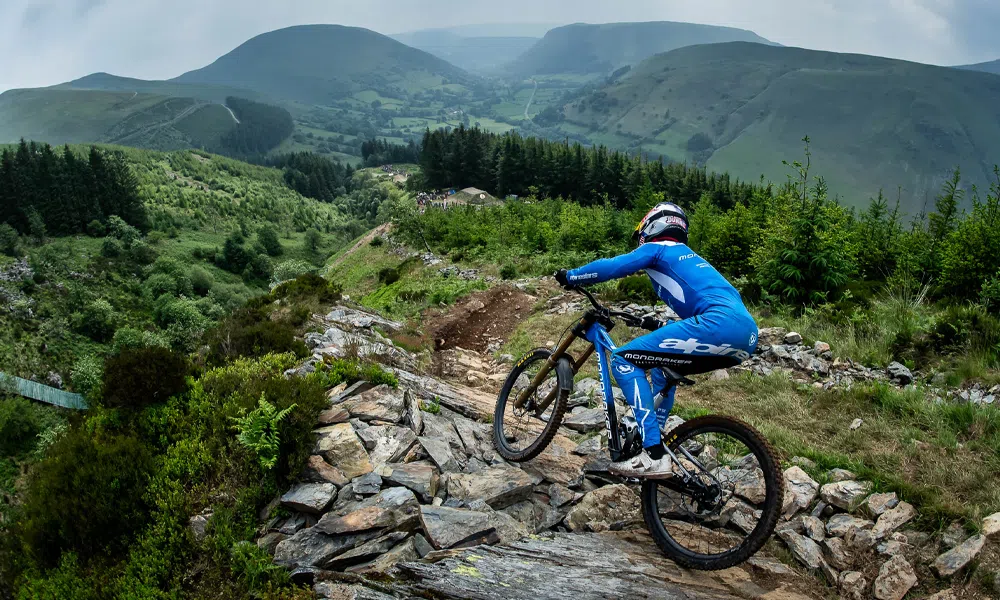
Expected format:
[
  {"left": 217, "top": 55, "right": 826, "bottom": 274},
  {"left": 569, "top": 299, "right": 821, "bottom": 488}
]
[
  {"left": 681, "top": 373, "right": 1000, "bottom": 525},
  {"left": 563, "top": 42, "right": 1000, "bottom": 211}
]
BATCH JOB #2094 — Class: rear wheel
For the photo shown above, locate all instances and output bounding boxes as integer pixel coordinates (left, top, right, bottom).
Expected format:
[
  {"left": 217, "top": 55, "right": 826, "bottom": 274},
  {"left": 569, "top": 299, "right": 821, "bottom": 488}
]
[
  {"left": 641, "top": 415, "right": 783, "bottom": 570},
  {"left": 492, "top": 348, "right": 571, "bottom": 462}
]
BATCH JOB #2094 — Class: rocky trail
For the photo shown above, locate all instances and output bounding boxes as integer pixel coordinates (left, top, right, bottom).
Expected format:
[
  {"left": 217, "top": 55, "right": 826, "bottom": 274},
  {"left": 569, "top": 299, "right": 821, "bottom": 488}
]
[{"left": 236, "top": 292, "right": 999, "bottom": 599}]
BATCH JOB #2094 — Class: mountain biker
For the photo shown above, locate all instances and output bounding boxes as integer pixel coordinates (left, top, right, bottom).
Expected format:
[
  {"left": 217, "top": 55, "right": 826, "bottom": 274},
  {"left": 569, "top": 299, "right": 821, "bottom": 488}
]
[{"left": 555, "top": 202, "right": 758, "bottom": 479}]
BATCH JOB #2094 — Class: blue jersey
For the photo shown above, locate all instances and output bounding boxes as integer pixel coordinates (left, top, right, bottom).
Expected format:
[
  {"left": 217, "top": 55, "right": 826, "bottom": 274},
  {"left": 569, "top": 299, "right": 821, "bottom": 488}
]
[{"left": 566, "top": 241, "right": 749, "bottom": 320}]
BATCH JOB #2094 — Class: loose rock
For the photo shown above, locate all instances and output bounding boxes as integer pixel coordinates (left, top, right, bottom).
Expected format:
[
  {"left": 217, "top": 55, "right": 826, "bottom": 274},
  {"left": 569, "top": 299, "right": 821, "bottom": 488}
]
[
  {"left": 446, "top": 466, "right": 535, "bottom": 509},
  {"left": 983, "top": 512, "right": 1000, "bottom": 538},
  {"left": 564, "top": 484, "right": 639, "bottom": 532},
  {"left": 281, "top": 483, "right": 337, "bottom": 514},
  {"left": 886, "top": 362, "right": 913, "bottom": 385},
  {"left": 778, "top": 530, "right": 824, "bottom": 569},
  {"left": 826, "top": 468, "right": 856, "bottom": 482},
  {"left": 873, "top": 555, "right": 917, "bottom": 600},
  {"left": 313, "top": 424, "right": 373, "bottom": 479},
  {"left": 782, "top": 466, "right": 820, "bottom": 518},
  {"left": 863, "top": 492, "right": 899, "bottom": 516},
  {"left": 826, "top": 513, "right": 874, "bottom": 537},
  {"left": 933, "top": 534, "right": 986, "bottom": 577},
  {"left": 839, "top": 571, "right": 867, "bottom": 600},
  {"left": 419, "top": 505, "right": 498, "bottom": 549},
  {"left": 820, "top": 480, "right": 871, "bottom": 510},
  {"left": 377, "top": 461, "right": 439, "bottom": 503},
  {"left": 871, "top": 501, "right": 916, "bottom": 539}
]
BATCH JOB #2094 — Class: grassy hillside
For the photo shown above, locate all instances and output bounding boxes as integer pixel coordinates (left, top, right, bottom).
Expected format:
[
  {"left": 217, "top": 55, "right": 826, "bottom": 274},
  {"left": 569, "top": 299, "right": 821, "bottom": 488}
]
[
  {"left": 506, "top": 21, "right": 774, "bottom": 77},
  {"left": 390, "top": 30, "right": 538, "bottom": 74},
  {"left": 173, "top": 24, "right": 479, "bottom": 105},
  {"left": 560, "top": 42, "right": 1000, "bottom": 211},
  {"left": 0, "top": 144, "right": 353, "bottom": 380},
  {"left": 60, "top": 72, "right": 261, "bottom": 104},
  {"left": 958, "top": 58, "right": 1000, "bottom": 75},
  {"left": 0, "top": 88, "right": 238, "bottom": 150}
]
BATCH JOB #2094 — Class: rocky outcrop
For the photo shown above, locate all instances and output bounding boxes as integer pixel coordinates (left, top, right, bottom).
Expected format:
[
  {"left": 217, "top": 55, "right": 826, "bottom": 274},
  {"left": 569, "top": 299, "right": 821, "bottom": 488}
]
[{"left": 263, "top": 301, "right": 984, "bottom": 600}]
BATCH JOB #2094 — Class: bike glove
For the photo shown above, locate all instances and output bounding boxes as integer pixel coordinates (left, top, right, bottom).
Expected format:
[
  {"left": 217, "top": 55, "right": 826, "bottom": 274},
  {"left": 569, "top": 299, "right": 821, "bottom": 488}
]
[
  {"left": 640, "top": 316, "right": 664, "bottom": 331},
  {"left": 554, "top": 268, "right": 572, "bottom": 289}
]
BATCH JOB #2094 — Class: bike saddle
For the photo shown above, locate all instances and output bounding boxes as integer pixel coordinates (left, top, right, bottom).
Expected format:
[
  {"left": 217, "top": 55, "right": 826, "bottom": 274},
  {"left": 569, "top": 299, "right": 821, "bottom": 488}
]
[{"left": 662, "top": 366, "right": 696, "bottom": 386}]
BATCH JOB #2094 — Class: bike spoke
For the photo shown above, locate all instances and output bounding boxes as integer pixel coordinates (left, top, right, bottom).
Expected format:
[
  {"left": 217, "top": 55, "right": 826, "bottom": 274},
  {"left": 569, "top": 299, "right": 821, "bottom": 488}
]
[
  {"left": 498, "top": 357, "right": 561, "bottom": 455},
  {"left": 652, "top": 427, "right": 770, "bottom": 559}
]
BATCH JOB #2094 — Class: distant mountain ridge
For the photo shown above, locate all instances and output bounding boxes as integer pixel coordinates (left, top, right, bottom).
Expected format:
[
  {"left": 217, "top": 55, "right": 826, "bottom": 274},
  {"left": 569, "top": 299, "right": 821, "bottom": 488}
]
[
  {"left": 389, "top": 31, "right": 538, "bottom": 74},
  {"left": 560, "top": 42, "right": 1000, "bottom": 211},
  {"left": 506, "top": 21, "right": 776, "bottom": 76},
  {"left": 173, "top": 24, "right": 475, "bottom": 105},
  {"left": 957, "top": 59, "right": 1000, "bottom": 76}
]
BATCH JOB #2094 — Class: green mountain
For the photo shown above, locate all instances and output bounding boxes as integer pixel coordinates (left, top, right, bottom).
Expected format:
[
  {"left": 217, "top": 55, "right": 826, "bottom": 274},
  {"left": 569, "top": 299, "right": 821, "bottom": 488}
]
[
  {"left": 506, "top": 21, "right": 774, "bottom": 76},
  {"left": 60, "top": 72, "right": 260, "bottom": 104},
  {"left": 0, "top": 88, "right": 237, "bottom": 149},
  {"left": 958, "top": 59, "right": 1000, "bottom": 76},
  {"left": 389, "top": 30, "right": 538, "bottom": 74},
  {"left": 559, "top": 42, "right": 1000, "bottom": 211},
  {"left": 173, "top": 24, "right": 477, "bottom": 105}
]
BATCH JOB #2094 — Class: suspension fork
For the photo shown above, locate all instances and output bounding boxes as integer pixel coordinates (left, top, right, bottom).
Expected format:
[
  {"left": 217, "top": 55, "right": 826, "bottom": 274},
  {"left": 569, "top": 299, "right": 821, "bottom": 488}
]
[{"left": 512, "top": 320, "right": 596, "bottom": 410}]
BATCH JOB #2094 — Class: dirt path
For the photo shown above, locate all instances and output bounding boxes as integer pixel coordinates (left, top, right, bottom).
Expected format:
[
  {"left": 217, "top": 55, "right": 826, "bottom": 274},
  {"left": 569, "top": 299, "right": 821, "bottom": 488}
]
[
  {"left": 524, "top": 78, "right": 538, "bottom": 120},
  {"left": 221, "top": 103, "right": 240, "bottom": 124},
  {"left": 427, "top": 286, "right": 536, "bottom": 352},
  {"left": 326, "top": 223, "right": 392, "bottom": 271}
]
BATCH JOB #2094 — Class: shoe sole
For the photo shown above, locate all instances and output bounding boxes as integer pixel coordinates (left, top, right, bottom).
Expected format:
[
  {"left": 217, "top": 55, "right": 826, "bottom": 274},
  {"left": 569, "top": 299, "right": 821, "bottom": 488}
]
[{"left": 608, "top": 467, "right": 674, "bottom": 480}]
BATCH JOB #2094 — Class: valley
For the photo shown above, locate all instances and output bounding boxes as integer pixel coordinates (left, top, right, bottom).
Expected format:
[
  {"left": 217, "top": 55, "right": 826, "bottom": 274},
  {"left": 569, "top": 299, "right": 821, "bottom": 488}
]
[
  {"left": 5, "top": 20, "right": 999, "bottom": 210},
  {"left": 1, "top": 10, "right": 1000, "bottom": 599}
]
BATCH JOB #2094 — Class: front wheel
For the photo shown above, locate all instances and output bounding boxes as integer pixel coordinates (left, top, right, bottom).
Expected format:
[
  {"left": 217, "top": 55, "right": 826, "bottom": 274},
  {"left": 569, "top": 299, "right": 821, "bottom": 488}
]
[
  {"left": 492, "top": 348, "right": 571, "bottom": 462},
  {"left": 641, "top": 415, "right": 784, "bottom": 570}
]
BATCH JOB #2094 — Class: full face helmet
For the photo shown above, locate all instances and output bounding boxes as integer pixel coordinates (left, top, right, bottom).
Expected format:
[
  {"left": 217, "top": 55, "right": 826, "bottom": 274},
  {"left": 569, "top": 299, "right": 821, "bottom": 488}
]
[{"left": 633, "top": 202, "right": 689, "bottom": 246}]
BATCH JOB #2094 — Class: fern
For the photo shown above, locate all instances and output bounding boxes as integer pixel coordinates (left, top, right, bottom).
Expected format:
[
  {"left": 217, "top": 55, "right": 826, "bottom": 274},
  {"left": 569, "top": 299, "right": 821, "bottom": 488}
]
[{"left": 231, "top": 395, "right": 296, "bottom": 470}]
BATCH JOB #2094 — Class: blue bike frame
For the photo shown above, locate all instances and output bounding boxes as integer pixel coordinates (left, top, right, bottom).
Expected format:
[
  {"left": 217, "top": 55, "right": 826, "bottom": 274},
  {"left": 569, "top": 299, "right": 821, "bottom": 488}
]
[{"left": 582, "top": 319, "right": 626, "bottom": 458}]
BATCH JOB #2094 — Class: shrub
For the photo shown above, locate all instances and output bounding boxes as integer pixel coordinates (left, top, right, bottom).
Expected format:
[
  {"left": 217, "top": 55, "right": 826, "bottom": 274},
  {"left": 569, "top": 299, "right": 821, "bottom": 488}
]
[
  {"left": 142, "top": 273, "right": 181, "bottom": 299},
  {"left": 0, "top": 396, "right": 59, "bottom": 456},
  {"left": 208, "top": 283, "right": 254, "bottom": 312},
  {"left": 100, "top": 237, "right": 123, "bottom": 258},
  {"left": 616, "top": 275, "right": 658, "bottom": 304},
  {"left": 110, "top": 327, "right": 169, "bottom": 354},
  {"left": 242, "top": 253, "right": 273, "bottom": 282},
  {"left": 0, "top": 223, "right": 19, "bottom": 256},
  {"left": 209, "top": 319, "right": 305, "bottom": 365},
  {"left": 271, "top": 273, "right": 342, "bottom": 304},
  {"left": 86, "top": 220, "right": 106, "bottom": 237},
  {"left": 126, "top": 241, "right": 156, "bottom": 265},
  {"left": 500, "top": 264, "right": 518, "bottom": 280},
  {"left": 19, "top": 429, "right": 153, "bottom": 566},
  {"left": 369, "top": 236, "right": 384, "bottom": 247},
  {"left": 257, "top": 226, "right": 283, "bottom": 257},
  {"left": 70, "top": 355, "right": 104, "bottom": 400},
  {"left": 107, "top": 215, "right": 140, "bottom": 245},
  {"left": 271, "top": 260, "right": 314, "bottom": 285},
  {"left": 101, "top": 347, "right": 189, "bottom": 410},
  {"left": 219, "top": 232, "right": 252, "bottom": 274},
  {"left": 13, "top": 553, "right": 97, "bottom": 599},
  {"left": 72, "top": 299, "right": 118, "bottom": 342},
  {"left": 378, "top": 267, "right": 400, "bottom": 285},
  {"left": 190, "top": 267, "right": 215, "bottom": 296},
  {"left": 304, "top": 229, "right": 321, "bottom": 253}
]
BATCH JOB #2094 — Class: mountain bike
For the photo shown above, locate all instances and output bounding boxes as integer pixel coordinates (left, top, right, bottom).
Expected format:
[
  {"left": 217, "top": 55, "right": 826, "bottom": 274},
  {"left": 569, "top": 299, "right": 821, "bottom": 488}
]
[{"left": 492, "top": 287, "right": 783, "bottom": 570}]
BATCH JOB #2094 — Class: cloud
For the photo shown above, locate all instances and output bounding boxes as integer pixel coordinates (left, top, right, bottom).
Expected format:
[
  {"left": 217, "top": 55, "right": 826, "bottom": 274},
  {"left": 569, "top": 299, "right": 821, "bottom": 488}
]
[{"left": 0, "top": 0, "right": 998, "bottom": 93}]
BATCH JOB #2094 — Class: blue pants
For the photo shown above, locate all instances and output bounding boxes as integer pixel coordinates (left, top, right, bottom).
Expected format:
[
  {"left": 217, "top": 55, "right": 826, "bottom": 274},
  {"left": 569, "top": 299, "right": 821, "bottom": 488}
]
[{"left": 610, "top": 309, "right": 758, "bottom": 448}]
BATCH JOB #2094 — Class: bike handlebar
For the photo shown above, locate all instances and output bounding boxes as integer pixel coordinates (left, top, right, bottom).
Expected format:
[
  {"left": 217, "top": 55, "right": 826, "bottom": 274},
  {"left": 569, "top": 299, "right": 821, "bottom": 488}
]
[{"left": 573, "top": 286, "right": 644, "bottom": 327}]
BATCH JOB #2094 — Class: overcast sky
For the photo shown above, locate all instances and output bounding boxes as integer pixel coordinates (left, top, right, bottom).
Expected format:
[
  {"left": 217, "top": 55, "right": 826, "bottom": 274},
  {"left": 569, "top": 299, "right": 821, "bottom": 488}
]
[{"left": 2, "top": 0, "right": 999, "bottom": 93}]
